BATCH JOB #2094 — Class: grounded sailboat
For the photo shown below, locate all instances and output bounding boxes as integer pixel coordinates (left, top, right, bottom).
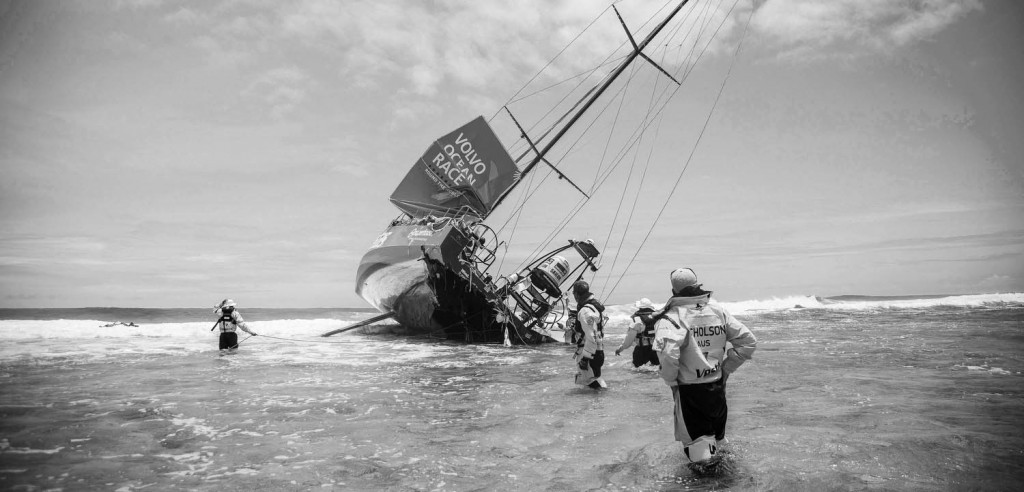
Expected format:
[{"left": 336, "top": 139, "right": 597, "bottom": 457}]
[
  {"left": 344, "top": 115, "right": 602, "bottom": 344},
  {"left": 326, "top": 0, "right": 738, "bottom": 344}
]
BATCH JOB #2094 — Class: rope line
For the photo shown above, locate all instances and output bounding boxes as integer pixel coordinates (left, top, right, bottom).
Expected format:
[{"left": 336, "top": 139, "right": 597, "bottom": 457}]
[
  {"left": 605, "top": 0, "right": 751, "bottom": 300},
  {"left": 249, "top": 334, "right": 362, "bottom": 344},
  {"left": 523, "top": 0, "right": 739, "bottom": 301},
  {"left": 493, "top": 2, "right": 678, "bottom": 245},
  {"left": 496, "top": 1, "right": 724, "bottom": 279}
]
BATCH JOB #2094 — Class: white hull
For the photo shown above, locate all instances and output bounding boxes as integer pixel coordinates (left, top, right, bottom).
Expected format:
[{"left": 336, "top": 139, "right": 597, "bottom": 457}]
[{"left": 357, "top": 257, "right": 440, "bottom": 333}]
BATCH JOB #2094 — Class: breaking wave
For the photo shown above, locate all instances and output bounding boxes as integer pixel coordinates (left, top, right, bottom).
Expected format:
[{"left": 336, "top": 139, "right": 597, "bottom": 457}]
[{"left": 604, "top": 292, "right": 1024, "bottom": 317}]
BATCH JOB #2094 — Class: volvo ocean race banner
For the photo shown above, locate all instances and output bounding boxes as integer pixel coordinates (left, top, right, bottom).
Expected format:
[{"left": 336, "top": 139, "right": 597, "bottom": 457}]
[{"left": 390, "top": 116, "right": 519, "bottom": 218}]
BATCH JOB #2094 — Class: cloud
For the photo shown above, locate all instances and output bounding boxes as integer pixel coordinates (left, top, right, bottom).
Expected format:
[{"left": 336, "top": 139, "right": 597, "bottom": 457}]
[
  {"left": 976, "top": 274, "right": 1019, "bottom": 293},
  {"left": 163, "top": 7, "right": 204, "bottom": 25},
  {"left": 185, "top": 9, "right": 276, "bottom": 68},
  {"left": 131, "top": 0, "right": 749, "bottom": 125},
  {"left": 194, "top": 34, "right": 254, "bottom": 67},
  {"left": 101, "top": 30, "right": 149, "bottom": 55},
  {"left": 183, "top": 254, "right": 242, "bottom": 264},
  {"left": 753, "top": 0, "right": 983, "bottom": 59},
  {"left": 114, "top": 0, "right": 165, "bottom": 10},
  {"left": 0, "top": 235, "right": 111, "bottom": 268},
  {"left": 276, "top": 0, "right": 610, "bottom": 97},
  {"left": 241, "top": 66, "right": 312, "bottom": 118}
]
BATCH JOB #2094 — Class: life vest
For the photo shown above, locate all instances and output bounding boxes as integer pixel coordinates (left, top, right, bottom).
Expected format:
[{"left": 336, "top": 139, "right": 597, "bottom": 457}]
[
  {"left": 573, "top": 299, "right": 605, "bottom": 346},
  {"left": 631, "top": 307, "right": 657, "bottom": 346},
  {"left": 218, "top": 311, "right": 237, "bottom": 332},
  {"left": 567, "top": 310, "right": 580, "bottom": 345}
]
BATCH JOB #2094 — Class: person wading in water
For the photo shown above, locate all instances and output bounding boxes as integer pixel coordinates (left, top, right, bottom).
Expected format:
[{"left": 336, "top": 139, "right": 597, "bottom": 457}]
[
  {"left": 653, "top": 268, "right": 756, "bottom": 463},
  {"left": 615, "top": 298, "right": 661, "bottom": 369},
  {"left": 212, "top": 299, "right": 257, "bottom": 355},
  {"left": 571, "top": 280, "right": 608, "bottom": 389}
]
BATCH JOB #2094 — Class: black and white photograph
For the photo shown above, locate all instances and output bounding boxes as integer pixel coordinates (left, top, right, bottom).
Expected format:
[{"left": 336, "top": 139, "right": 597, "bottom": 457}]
[{"left": 1, "top": 0, "right": 1022, "bottom": 490}]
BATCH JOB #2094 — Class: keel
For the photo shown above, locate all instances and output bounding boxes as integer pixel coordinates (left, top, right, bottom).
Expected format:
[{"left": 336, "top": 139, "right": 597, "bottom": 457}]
[{"left": 321, "top": 311, "right": 396, "bottom": 337}]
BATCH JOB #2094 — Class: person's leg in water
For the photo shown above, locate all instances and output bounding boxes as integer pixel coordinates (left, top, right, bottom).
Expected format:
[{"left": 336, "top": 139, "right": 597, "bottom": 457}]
[
  {"left": 635, "top": 344, "right": 660, "bottom": 368},
  {"left": 677, "top": 380, "right": 727, "bottom": 439},
  {"left": 647, "top": 346, "right": 660, "bottom": 367},
  {"left": 632, "top": 346, "right": 645, "bottom": 368},
  {"left": 219, "top": 332, "right": 239, "bottom": 355},
  {"left": 673, "top": 380, "right": 728, "bottom": 461},
  {"left": 712, "top": 378, "right": 728, "bottom": 443},
  {"left": 588, "top": 350, "right": 606, "bottom": 389}
]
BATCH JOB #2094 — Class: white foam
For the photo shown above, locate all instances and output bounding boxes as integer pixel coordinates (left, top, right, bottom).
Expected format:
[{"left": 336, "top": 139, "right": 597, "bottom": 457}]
[
  {"left": 719, "top": 295, "right": 826, "bottom": 314},
  {"left": 3, "top": 446, "right": 64, "bottom": 454},
  {"left": 609, "top": 293, "right": 1024, "bottom": 316},
  {"left": 0, "top": 315, "right": 392, "bottom": 362},
  {"left": 2, "top": 294, "right": 1020, "bottom": 363},
  {"left": 0, "top": 317, "right": 364, "bottom": 340}
]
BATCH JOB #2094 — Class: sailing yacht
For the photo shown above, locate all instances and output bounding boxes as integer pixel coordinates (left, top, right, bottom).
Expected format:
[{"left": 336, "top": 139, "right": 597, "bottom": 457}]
[{"left": 328, "top": 0, "right": 734, "bottom": 344}]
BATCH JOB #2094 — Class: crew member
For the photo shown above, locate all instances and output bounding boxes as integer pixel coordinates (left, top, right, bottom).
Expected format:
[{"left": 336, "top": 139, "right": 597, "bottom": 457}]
[
  {"left": 615, "top": 298, "right": 661, "bottom": 368},
  {"left": 571, "top": 280, "right": 607, "bottom": 389},
  {"left": 213, "top": 299, "right": 257, "bottom": 354},
  {"left": 654, "top": 268, "right": 756, "bottom": 463}
]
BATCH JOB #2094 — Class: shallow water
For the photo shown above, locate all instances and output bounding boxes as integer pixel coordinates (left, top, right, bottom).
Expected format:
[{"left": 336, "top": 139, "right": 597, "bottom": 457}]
[{"left": 1, "top": 304, "right": 1022, "bottom": 491}]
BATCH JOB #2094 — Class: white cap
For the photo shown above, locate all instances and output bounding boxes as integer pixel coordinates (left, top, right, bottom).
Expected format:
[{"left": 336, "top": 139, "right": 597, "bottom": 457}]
[
  {"left": 634, "top": 298, "right": 655, "bottom": 309},
  {"left": 670, "top": 268, "right": 698, "bottom": 292},
  {"left": 219, "top": 299, "right": 237, "bottom": 308}
]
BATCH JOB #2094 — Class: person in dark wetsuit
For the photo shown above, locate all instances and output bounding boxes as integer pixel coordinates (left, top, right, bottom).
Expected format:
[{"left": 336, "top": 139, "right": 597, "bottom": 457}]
[{"left": 213, "top": 299, "right": 257, "bottom": 354}]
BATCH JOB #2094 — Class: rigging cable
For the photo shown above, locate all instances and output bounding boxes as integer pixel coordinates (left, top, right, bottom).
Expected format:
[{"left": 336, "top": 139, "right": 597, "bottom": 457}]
[
  {"left": 605, "top": 0, "right": 753, "bottom": 301},
  {"left": 506, "top": 56, "right": 626, "bottom": 107},
  {"left": 596, "top": 0, "right": 705, "bottom": 294},
  {"left": 597, "top": 63, "right": 669, "bottom": 295},
  {"left": 507, "top": 0, "right": 740, "bottom": 297},
  {"left": 504, "top": 0, "right": 717, "bottom": 277},
  {"left": 493, "top": 77, "right": 627, "bottom": 249},
  {"left": 497, "top": 55, "right": 658, "bottom": 270},
  {"left": 556, "top": 0, "right": 737, "bottom": 299},
  {"left": 492, "top": 2, "right": 677, "bottom": 237},
  {"left": 492, "top": 4, "right": 613, "bottom": 121}
]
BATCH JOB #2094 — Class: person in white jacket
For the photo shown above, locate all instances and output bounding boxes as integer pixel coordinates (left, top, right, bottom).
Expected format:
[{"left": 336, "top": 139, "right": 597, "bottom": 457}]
[
  {"left": 653, "top": 268, "right": 756, "bottom": 463},
  {"left": 213, "top": 299, "right": 257, "bottom": 354},
  {"left": 570, "top": 280, "right": 607, "bottom": 389}
]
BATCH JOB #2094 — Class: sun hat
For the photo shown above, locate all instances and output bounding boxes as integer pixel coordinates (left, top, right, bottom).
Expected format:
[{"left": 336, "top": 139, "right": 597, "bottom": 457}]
[
  {"left": 670, "top": 268, "right": 698, "bottom": 292},
  {"left": 634, "top": 298, "right": 655, "bottom": 309},
  {"left": 219, "top": 299, "right": 237, "bottom": 308}
]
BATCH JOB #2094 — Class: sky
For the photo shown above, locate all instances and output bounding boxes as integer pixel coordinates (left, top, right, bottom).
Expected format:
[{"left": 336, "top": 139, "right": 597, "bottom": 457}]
[{"left": 0, "top": 0, "right": 1021, "bottom": 308}]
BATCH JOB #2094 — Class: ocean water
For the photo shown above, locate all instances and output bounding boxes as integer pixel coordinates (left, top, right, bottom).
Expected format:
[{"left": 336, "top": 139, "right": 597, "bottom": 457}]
[{"left": 1, "top": 294, "right": 1022, "bottom": 491}]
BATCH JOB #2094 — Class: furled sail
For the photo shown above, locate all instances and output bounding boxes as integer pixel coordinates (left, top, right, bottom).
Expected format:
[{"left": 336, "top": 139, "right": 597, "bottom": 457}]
[{"left": 389, "top": 116, "right": 519, "bottom": 218}]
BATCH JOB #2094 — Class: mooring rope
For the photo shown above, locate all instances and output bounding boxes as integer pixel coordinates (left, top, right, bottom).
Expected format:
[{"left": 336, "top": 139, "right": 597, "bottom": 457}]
[{"left": 247, "top": 334, "right": 361, "bottom": 345}]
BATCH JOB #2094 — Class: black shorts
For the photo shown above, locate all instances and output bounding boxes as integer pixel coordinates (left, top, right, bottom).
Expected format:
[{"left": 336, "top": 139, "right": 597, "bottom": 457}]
[
  {"left": 589, "top": 350, "right": 605, "bottom": 378},
  {"left": 219, "top": 332, "right": 238, "bottom": 350},
  {"left": 632, "top": 344, "right": 660, "bottom": 367},
  {"left": 673, "top": 379, "right": 728, "bottom": 441}
]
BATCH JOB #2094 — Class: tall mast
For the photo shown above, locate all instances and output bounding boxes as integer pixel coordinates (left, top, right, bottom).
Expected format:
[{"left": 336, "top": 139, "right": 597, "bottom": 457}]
[{"left": 490, "top": 0, "right": 694, "bottom": 213}]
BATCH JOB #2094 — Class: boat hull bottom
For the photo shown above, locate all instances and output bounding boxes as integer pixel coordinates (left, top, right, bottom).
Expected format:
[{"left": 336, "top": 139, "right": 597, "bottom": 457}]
[{"left": 358, "top": 258, "right": 441, "bottom": 334}]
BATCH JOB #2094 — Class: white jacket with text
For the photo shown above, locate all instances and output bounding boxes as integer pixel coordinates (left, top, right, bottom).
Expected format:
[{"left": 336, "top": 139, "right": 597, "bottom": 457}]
[{"left": 654, "top": 295, "right": 756, "bottom": 386}]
